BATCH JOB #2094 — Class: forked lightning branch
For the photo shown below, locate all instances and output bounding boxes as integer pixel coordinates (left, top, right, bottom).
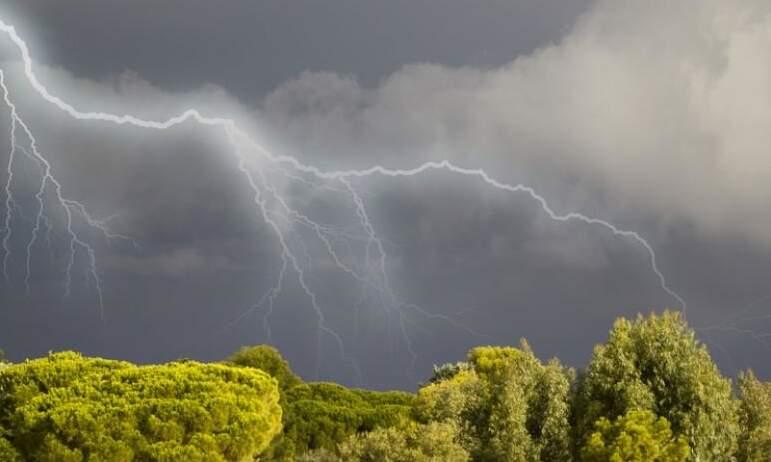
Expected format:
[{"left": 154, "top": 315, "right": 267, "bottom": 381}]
[{"left": 0, "top": 18, "right": 685, "bottom": 376}]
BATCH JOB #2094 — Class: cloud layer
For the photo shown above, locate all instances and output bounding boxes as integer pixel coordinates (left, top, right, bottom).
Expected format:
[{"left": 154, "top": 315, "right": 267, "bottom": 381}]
[
  {"left": 2, "top": 0, "right": 771, "bottom": 388},
  {"left": 261, "top": 0, "right": 771, "bottom": 247}
]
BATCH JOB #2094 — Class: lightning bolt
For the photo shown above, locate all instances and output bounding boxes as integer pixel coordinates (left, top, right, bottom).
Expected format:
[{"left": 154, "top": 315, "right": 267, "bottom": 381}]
[
  {"left": 0, "top": 69, "right": 113, "bottom": 315},
  {"left": 0, "top": 18, "right": 686, "bottom": 382}
]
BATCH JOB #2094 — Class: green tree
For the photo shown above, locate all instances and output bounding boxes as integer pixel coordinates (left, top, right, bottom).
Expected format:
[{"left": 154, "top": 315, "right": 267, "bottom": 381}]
[
  {"left": 0, "top": 352, "right": 282, "bottom": 461},
  {"left": 227, "top": 345, "right": 303, "bottom": 461},
  {"left": 573, "top": 311, "right": 739, "bottom": 461},
  {"left": 737, "top": 370, "right": 771, "bottom": 462},
  {"left": 338, "top": 421, "right": 469, "bottom": 462},
  {"left": 262, "top": 382, "right": 414, "bottom": 461},
  {"left": 415, "top": 342, "right": 572, "bottom": 462},
  {"left": 581, "top": 409, "right": 690, "bottom": 462},
  {"left": 228, "top": 345, "right": 302, "bottom": 392},
  {"left": 0, "top": 437, "right": 20, "bottom": 462},
  {"left": 297, "top": 448, "right": 341, "bottom": 462}
]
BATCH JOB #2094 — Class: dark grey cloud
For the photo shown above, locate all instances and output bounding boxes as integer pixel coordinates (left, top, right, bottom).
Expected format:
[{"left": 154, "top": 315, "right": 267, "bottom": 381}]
[
  {"left": 1, "top": 0, "right": 770, "bottom": 391},
  {"left": 1, "top": 0, "right": 590, "bottom": 101}
]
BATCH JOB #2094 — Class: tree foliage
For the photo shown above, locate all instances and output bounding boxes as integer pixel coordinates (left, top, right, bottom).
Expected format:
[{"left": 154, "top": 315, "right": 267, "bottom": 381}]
[
  {"left": 737, "top": 370, "right": 771, "bottom": 462},
  {"left": 338, "top": 421, "right": 469, "bottom": 462},
  {"left": 0, "top": 436, "right": 20, "bottom": 462},
  {"left": 415, "top": 342, "right": 572, "bottom": 462},
  {"left": 296, "top": 447, "right": 342, "bottom": 462},
  {"left": 580, "top": 409, "right": 690, "bottom": 462},
  {"left": 228, "top": 345, "right": 301, "bottom": 392},
  {"left": 0, "top": 312, "right": 763, "bottom": 462},
  {"left": 262, "top": 382, "right": 414, "bottom": 461},
  {"left": 0, "top": 352, "right": 282, "bottom": 461},
  {"left": 573, "top": 311, "right": 738, "bottom": 462}
]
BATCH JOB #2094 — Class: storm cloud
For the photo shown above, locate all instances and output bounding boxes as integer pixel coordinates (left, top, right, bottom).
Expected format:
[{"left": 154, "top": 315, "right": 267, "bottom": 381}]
[
  {"left": 1, "top": 0, "right": 770, "bottom": 390},
  {"left": 262, "top": 0, "right": 771, "bottom": 247}
]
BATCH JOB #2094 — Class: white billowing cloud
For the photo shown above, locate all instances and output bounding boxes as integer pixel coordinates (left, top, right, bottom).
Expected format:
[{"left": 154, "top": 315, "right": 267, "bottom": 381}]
[{"left": 260, "top": 0, "right": 771, "bottom": 247}]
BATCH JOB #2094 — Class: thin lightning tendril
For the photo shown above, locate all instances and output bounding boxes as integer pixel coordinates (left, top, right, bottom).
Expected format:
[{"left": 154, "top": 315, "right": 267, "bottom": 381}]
[
  {"left": 0, "top": 69, "right": 111, "bottom": 315},
  {"left": 0, "top": 19, "right": 686, "bottom": 380},
  {"left": 1, "top": 88, "right": 16, "bottom": 279}
]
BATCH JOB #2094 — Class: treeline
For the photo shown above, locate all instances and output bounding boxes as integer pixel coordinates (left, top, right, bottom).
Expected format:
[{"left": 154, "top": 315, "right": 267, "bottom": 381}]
[{"left": 0, "top": 311, "right": 770, "bottom": 461}]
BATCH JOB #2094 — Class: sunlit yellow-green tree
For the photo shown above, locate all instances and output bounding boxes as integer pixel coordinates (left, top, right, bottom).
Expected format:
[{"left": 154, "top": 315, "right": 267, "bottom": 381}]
[
  {"left": 581, "top": 409, "right": 689, "bottom": 462},
  {"left": 0, "top": 437, "right": 19, "bottom": 462},
  {"left": 0, "top": 352, "right": 282, "bottom": 461},
  {"left": 415, "top": 342, "right": 572, "bottom": 461},
  {"left": 338, "top": 421, "right": 469, "bottom": 462}
]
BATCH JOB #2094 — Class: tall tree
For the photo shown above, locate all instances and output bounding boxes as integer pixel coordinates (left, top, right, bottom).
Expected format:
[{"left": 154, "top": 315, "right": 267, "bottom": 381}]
[
  {"left": 415, "top": 341, "right": 572, "bottom": 462},
  {"left": 737, "top": 370, "right": 771, "bottom": 462},
  {"left": 574, "top": 312, "right": 739, "bottom": 462}
]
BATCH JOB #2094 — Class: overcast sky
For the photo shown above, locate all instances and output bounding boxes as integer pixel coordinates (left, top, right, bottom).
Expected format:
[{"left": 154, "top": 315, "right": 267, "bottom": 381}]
[{"left": 1, "top": 0, "right": 770, "bottom": 390}]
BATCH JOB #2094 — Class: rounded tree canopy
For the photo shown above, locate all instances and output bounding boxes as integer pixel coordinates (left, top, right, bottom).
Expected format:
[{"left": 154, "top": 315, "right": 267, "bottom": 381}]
[
  {"left": 0, "top": 352, "right": 282, "bottom": 462},
  {"left": 575, "top": 311, "right": 738, "bottom": 462},
  {"left": 228, "top": 345, "right": 302, "bottom": 391},
  {"left": 416, "top": 342, "right": 573, "bottom": 462}
]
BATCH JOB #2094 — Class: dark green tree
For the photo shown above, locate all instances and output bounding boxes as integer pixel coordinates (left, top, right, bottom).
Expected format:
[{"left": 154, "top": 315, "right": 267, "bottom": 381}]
[
  {"left": 258, "top": 380, "right": 413, "bottom": 461},
  {"left": 228, "top": 345, "right": 301, "bottom": 391},
  {"left": 226, "top": 345, "right": 414, "bottom": 461},
  {"left": 573, "top": 311, "right": 739, "bottom": 461},
  {"left": 281, "top": 383, "right": 413, "bottom": 458}
]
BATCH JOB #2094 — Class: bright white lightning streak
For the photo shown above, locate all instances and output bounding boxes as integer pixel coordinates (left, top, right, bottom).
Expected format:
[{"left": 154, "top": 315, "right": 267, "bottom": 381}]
[
  {"left": 0, "top": 19, "right": 687, "bottom": 377},
  {"left": 341, "top": 177, "right": 419, "bottom": 362},
  {"left": 226, "top": 127, "right": 363, "bottom": 381},
  {"left": 1, "top": 85, "right": 16, "bottom": 280}
]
